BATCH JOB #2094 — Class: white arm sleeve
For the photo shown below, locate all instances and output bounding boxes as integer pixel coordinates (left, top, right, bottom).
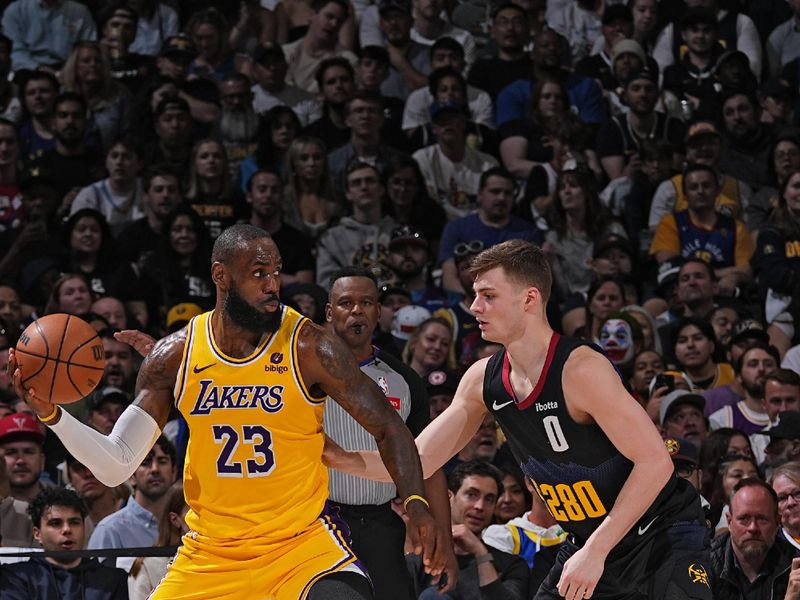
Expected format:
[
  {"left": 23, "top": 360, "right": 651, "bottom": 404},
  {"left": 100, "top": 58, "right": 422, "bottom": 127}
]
[{"left": 48, "top": 404, "right": 161, "bottom": 487}]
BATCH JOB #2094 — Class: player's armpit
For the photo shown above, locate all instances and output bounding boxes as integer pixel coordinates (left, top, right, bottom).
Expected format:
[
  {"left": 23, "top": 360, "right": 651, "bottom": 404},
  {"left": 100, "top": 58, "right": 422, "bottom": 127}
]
[{"left": 133, "top": 328, "right": 188, "bottom": 429}]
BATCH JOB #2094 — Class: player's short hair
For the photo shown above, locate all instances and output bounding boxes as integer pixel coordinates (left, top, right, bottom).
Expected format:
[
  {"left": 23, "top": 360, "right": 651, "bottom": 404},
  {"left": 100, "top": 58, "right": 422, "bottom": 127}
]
[
  {"left": 448, "top": 460, "right": 504, "bottom": 495},
  {"left": 468, "top": 240, "right": 552, "bottom": 302},
  {"left": 327, "top": 267, "right": 377, "bottom": 297},
  {"left": 211, "top": 224, "right": 273, "bottom": 265},
  {"left": 27, "top": 487, "right": 87, "bottom": 528}
]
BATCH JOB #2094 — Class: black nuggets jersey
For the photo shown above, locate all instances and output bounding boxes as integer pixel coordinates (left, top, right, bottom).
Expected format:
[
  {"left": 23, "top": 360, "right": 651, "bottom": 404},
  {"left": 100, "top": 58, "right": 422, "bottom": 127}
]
[{"left": 484, "top": 334, "right": 685, "bottom": 546}]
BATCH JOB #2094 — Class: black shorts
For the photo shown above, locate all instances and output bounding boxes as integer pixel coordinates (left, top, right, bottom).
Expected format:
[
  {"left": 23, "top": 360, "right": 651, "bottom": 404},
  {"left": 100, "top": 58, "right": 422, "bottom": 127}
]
[{"left": 534, "top": 500, "right": 712, "bottom": 600}]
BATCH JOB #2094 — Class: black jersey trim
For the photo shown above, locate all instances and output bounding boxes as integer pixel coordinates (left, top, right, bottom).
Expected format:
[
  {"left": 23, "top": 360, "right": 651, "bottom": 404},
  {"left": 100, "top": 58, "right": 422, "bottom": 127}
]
[{"left": 503, "top": 332, "right": 560, "bottom": 410}]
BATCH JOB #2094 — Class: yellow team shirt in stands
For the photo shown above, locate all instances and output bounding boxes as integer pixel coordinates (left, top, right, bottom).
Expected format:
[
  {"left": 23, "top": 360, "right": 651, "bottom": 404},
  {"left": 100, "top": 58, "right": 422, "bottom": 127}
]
[
  {"left": 671, "top": 173, "right": 742, "bottom": 217},
  {"left": 175, "top": 306, "right": 328, "bottom": 541}
]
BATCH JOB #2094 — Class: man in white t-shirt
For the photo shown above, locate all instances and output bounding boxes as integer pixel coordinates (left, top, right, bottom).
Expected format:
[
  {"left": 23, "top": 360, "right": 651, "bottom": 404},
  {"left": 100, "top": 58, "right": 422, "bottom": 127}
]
[
  {"left": 250, "top": 43, "right": 321, "bottom": 126},
  {"left": 410, "top": 0, "right": 477, "bottom": 66}
]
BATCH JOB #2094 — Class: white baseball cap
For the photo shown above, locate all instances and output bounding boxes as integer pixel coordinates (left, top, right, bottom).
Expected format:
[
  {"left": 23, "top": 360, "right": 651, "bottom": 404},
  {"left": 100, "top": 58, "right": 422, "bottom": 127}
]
[{"left": 391, "top": 305, "right": 431, "bottom": 340}]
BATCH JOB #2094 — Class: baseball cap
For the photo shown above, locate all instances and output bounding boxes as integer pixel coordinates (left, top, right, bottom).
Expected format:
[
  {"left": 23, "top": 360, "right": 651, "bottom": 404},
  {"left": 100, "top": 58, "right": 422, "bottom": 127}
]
[
  {"left": 602, "top": 4, "right": 633, "bottom": 25},
  {"left": 427, "top": 369, "right": 461, "bottom": 396},
  {"left": 154, "top": 96, "right": 191, "bottom": 119},
  {"left": 660, "top": 390, "right": 705, "bottom": 426},
  {"left": 391, "top": 305, "right": 431, "bottom": 340},
  {"left": 252, "top": 43, "right": 286, "bottom": 65},
  {"left": 730, "top": 318, "right": 770, "bottom": 346},
  {"left": 160, "top": 34, "right": 197, "bottom": 61},
  {"left": 611, "top": 39, "right": 646, "bottom": 65},
  {"left": 430, "top": 98, "right": 469, "bottom": 122},
  {"left": 166, "top": 302, "right": 203, "bottom": 329},
  {"left": 681, "top": 6, "right": 717, "bottom": 30},
  {"left": 88, "top": 386, "right": 131, "bottom": 413},
  {"left": 656, "top": 258, "right": 683, "bottom": 289},
  {"left": 378, "top": 0, "right": 411, "bottom": 14},
  {"left": 757, "top": 411, "right": 800, "bottom": 440},
  {"left": 621, "top": 66, "right": 657, "bottom": 87},
  {"left": 378, "top": 283, "right": 411, "bottom": 303},
  {"left": 0, "top": 413, "right": 44, "bottom": 445},
  {"left": 389, "top": 226, "right": 428, "bottom": 251},
  {"left": 592, "top": 234, "right": 633, "bottom": 260},
  {"left": 664, "top": 436, "right": 699, "bottom": 465},
  {"left": 685, "top": 121, "right": 721, "bottom": 144}
]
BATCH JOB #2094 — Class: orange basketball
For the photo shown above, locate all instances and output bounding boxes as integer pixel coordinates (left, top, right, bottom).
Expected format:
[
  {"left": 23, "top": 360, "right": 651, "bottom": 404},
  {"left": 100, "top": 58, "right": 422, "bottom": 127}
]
[{"left": 15, "top": 313, "right": 106, "bottom": 404}]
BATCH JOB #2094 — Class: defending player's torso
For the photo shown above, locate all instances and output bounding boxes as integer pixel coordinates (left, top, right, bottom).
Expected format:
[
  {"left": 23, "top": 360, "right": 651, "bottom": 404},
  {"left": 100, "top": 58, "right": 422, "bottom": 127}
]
[
  {"left": 483, "top": 334, "right": 675, "bottom": 544},
  {"left": 175, "top": 307, "right": 329, "bottom": 541}
]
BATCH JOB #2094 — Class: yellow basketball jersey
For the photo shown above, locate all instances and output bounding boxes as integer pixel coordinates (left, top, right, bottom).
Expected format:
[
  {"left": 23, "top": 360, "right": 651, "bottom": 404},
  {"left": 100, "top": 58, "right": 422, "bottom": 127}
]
[{"left": 175, "top": 306, "right": 328, "bottom": 541}]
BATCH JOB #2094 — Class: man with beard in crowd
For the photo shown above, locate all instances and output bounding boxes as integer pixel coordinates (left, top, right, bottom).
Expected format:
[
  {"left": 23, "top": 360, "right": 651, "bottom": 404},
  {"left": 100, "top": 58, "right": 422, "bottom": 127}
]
[
  {"left": 0, "top": 412, "right": 49, "bottom": 502},
  {"left": 16, "top": 71, "right": 58, "bottom": 162},
  {"left": 719, "top": 91, "right": 775, "bottom": 190},
  {"left": 384, "top": 226, "right": 447, "bottom": 312},
  {"left": 306, "top": 57, "right": 357, "bottom": 151},
  {"left": 143, "top": 97, "right": 194, "bottom": 182},
  {"left": 217, "top": 73, "right": 259, "bottom": 178},
  {"left": 30, "top": 92, "right": 104, "bottom": 207}
]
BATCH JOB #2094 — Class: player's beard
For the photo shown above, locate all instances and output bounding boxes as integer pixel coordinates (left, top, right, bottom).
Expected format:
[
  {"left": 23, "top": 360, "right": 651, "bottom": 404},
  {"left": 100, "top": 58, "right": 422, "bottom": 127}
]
[{"left": 224, "top": 282, "right": 282, "bottom": 333}]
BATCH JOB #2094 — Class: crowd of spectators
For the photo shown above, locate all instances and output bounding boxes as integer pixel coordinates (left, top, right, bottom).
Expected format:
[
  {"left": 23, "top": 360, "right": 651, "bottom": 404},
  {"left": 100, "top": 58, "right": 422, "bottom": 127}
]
[{"left": 2, "top": 0, "right": 800, "bottom": 597}]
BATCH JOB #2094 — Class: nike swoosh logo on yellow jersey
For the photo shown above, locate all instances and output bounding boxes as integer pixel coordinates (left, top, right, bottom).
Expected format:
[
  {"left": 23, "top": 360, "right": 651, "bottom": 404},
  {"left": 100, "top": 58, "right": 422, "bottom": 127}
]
[{"left": 193, "top": 363, "right": 216, "bottom": 374}]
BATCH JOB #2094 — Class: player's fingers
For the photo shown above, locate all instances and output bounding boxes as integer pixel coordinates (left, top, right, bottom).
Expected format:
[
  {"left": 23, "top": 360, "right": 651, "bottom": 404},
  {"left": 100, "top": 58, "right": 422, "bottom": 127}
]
[
  {"left": 440, "top": 564, "right": 457, "bottom": 593},
  {"left": 406, "top": 519, "right": 422, "bottom": 555},
  {"left": 584, "top": 583, "right": 595, "bottom": 599},
  {"left": 421, "top": 519, "right": 437, "bottom": 568}
]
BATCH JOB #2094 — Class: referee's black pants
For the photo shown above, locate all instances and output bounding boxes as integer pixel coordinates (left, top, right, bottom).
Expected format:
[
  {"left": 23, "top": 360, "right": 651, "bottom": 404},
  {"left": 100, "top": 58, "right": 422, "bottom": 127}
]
[{"left": 332, "top": 501, "right": 413, "bottom": 600}]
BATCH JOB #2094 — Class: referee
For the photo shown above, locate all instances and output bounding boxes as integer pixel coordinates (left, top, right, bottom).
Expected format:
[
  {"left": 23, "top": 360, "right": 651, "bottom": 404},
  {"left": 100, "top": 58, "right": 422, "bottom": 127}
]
[{"left": 324, "top": 268, "right": 454, "bottom": 599}]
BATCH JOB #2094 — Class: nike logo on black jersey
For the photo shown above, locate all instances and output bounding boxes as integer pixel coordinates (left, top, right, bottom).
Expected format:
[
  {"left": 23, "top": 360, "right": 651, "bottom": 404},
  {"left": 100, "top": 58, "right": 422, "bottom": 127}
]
[
  {"left": 492, "top": 400, "right": 515, "bottom": 410},
  {"left": 193, "top": 363, "right": 216, "bottom": 374},
  {"left": 638, "top": 516, "right": 658, "bottom": 535}
]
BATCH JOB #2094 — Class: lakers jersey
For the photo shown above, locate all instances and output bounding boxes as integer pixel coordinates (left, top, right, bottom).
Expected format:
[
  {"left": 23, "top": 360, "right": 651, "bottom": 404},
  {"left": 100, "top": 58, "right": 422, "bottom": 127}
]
[{"left": 175, "top": 306, "right": 329, "bottom": 541}]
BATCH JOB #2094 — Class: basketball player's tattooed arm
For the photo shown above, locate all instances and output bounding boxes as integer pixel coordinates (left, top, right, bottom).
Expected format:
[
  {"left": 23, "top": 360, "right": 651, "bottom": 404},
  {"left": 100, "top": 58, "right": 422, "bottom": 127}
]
[
  {"left": 132, "top": 328, "right": 188, "bottom": 428},
  {"left": 555, "top": 347, "right": 675, "bottom": 600},
  {"left": 298, "top": 321, "right": 447, "bottom": 575},
  {"left": 323, "top": 357, "right": 491, "bottom": 480}
]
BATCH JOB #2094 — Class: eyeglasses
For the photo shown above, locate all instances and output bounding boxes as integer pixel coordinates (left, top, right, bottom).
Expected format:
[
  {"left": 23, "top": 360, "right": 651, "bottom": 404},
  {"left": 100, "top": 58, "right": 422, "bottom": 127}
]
[
  {"left": 777, "top": 490, "right": 800, "bottom": 505},
  {"left": 454, "top": 240, "right": 484, "bottom": 258},
  {"left": 675, "top": 463, "right": 699, "bottom": 478}
]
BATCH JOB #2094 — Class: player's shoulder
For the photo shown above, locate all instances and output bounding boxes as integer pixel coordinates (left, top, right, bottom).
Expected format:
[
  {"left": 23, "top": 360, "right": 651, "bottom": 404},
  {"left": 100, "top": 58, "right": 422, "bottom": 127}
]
[
  {"left": 139, "top": 327, "right": 189, "bottom": 384},
  {"left": 563, "top": 344, "right": 615, "bottom": 380}
]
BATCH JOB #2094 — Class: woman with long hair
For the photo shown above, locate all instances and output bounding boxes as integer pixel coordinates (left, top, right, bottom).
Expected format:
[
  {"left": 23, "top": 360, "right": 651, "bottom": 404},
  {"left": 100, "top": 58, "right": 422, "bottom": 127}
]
[
  {"left": 699, "top": 427, "right": 754, "bottom": 501},
  {"left": 708, "top": 453, "right": 760, "bottom": 536},
  {"left": 402, "top": 317, "right": 455, "bottom": 379},
  {"left": 282, "top": 135, "right": 341, "bottom": 240},
  {"left": 238, "top": 106, "right": 301, "bottom": 191},
  {"left": 186, "top": 8, "right": 235, "bottom": 82},
  {"left": 43, "top": 273, "right": 94, "bottom": 317},
  {"left": 129, "top": 482, "right": 187, "bottom": 600},
  {"left": 753, "top": 168, "right": 800, "bottom": 357},
  {"left": 544, "top": 164, "right": 627, "bottom": 299},
  {"left": 628, "top": 0, "right": 659, "bottom": 52},
  {"left": 61, "top": 41, "right": 132, "bottom": 151}
]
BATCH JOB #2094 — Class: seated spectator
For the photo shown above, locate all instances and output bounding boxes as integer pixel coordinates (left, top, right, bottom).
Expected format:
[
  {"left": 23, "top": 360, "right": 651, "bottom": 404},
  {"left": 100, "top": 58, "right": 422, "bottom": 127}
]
[
  {"left": 85, "top": 386, "right": 131, "bottom": 434},
  {"left": 374, "top": 0, "right": 430, "bottom": 100},
  {"left": 601, "top": 39, "right": 652, "bottom": 118},
  {"left": 316, "top": 162, "right": 397, "bottom": 286},
  {"left": 129, "top": 1, "right": 179, "bottom": 57},
  {"left": 718, "top": 91, "right": 775, "bottom": 190},
  {"left": 383, "top": 155, "right": 447, "bottom": 247},
  {"left": 596, "top": 311, "right": 644, "bottom": 378},
  {"left": 0, "top": 435, "right": 35, "bottom": 547},
  {"left": 543, "top": 163, "right": 627, "bottom": 299},
  {"left": 761, "top": 412, "right": 800, "bottom": 471},
  {"left": 403, "top": 38, "right": 493, "bottom": 133},
  {"left": 766, "top": 0, "right": 800, "bottom": 78},
  {"left": 575, "top": 5, "right": 635, "bottom": 92},
  {"left": 1, "top": 487, "right": 128, "bottom": 598},
  {"left": 629, "top": 349, "right": 665, "bottom": 406},
  {"left": 403, "top": 316, "right": 454, "bottom": 380},
  {"left": 128, "top": 482, "right": 187, "bottom": 600},
  {"left": 752, "top": 169, "right": 800, "bottom": 357},
  {"left": 673, "top": 316, "right": 735, "bottom": 391},
  {"left": 438, "top": 168, "right": 540, "bottom": 294},
  {"left": 185, "top": 138, "right": 242, "bottom": 241},
  {"left": 769, "top": 461, "right": 800, "bottom": 552},
  {"left": 750, "top": 369, "right": 800, "bottom": 464},
  {"left": 282, "top": 135, "right": 342, "bottom": 240},
  {"left": 650, "top": 164, "right": 754, "bottom": 294},
  {"left": 413, "top": 99, "right": 498, "bottom": 221},
  {"left": 407, "top": 66, "right": 497, "bottom": 157},
  {"left": 708, "top": 342, "right": 778, "bottom": 435},
  {"left": 597, "top": 66, "right": 684, "bottom": 182},
  {"left": 410, "top": 0, "right": 476, "bottom": 67},
  {"left": 186, "top": 8, "right": 235, "bottom": 83},
  {"left": 353, "top": 46, "right": 407, "bottom": 141},
  {"left": 426, "top": 368, "right": 459, "bottom": 420},
  {"left": 709, "top": 305, "right": 740, "bottom": 354},
  {"left": 665, "top": 437, "right": 704, "bottom": 500},
  {"left": 467, "top": 3, "right": 532, "bottom": 102},
  {"left": 58, "top": 209, "right": 147, "bottom": 326},
  {"left": 66, "top": 453, "right": 127, "bottom": 532},
  {"left": 61, "top": 41, "right": 133, "bottom": 153},
  {"left": 567, "top": 276, "right": 626, "bottom": 341},
  {"left": 281, "top": 0, "right": 357, "bottom": 93},
  {"left": 97, "top": 2, "right": 152, "bottom": 96},
  {"left": 16, "top": 71, "right": 58, "bottom": 163},
  {"left": 483, "top": 473, "right": 567, "bottom": 592},
  {"left": 246, "top": 168, "right": 315, "bottom": 286},
  {"left": 88, "top": 436, "right": 177, "bottom": 552},
  {"left": 216, "top": 73, "right": 259, "bottom": 180},
  {"left": 710, "top": 479, "right": 796, "bottom": 596},
  {"left": 711, "top": 454, "right": 762, "bottom": 536},
  {"left": 305, "top": 57, "right": 357, "bottom": 151},
  {"left": 0, "top": 413, "right": 47, "bottom": 503},
  {"left": 660, "top": 390, "right": 709, "bottom": 447},
  {"left": 649, "top": 121, "right": 751, "bottom": 230},
  {"left": 758, "top": 79, "right": 796, "bottom": 130},
  {"left": 238, "top": 106, "right": 302, "bottom": 189},
  {"left": 699, "top": 427, "right": 754, "bottom": 498},
  {"left": 43, "top": 272, "right": 93, "bottom": 317},
  {"left": 70, "top": 135, "right": 145, "bottom": 236},
  {"left": 328, "top": 91, "right": 406, "bottom": 197},
  {"left": 496, "top": 28, "right": 604, "bottom": 128},
  {"left": 249, "top": 43, "right": 321, "bottom": 126},
  {"left": 746, "top": 131, "right": 800, "bottom": 232},
  {"left": 547, "top": 0, "right": 602, "bottom": 66},
  {"left": 142, "top": 96, "right": 194, "bottom": 183},
  {"left": 1, "top": 0, "right": 96, "bottom": 72},
  {"left": 384, "top": 226, "right": 446, "bottom": 311},
  {"left": 407, "top": 460, "right": 529, "bottom": 599}
]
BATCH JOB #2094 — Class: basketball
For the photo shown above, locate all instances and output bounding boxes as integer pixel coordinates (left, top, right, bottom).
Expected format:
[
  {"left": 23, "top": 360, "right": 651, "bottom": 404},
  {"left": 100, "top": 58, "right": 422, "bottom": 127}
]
[{"left": 15, "top": 313, "right": 106, "bottom": 404}]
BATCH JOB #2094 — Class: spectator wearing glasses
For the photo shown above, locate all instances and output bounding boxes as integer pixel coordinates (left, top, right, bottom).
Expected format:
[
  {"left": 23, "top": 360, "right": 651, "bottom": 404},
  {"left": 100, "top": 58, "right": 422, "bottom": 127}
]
[
  {"left": 438, "top": 167, "right": 540, "bottom": 294},
  {"left": 769, "top": 461, "right": 800, "bottom": 552}
]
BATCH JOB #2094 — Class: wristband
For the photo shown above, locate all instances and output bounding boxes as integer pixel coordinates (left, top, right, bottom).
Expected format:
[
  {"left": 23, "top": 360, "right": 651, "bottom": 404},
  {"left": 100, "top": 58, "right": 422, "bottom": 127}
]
[
  {"left": 38, "top": 405, "right": 60, "bottom": 425},
  {"left": 402, "top": 494, "right": 430, "bottom": 511},
  {"left": 475, "top": 553, "right": 494, "bottom": 565}
]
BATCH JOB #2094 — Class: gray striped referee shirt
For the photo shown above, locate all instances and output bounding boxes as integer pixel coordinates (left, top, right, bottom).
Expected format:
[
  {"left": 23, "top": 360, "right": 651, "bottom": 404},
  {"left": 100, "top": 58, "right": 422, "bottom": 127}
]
[{"left": 324, "top": 347, "right": 430, "bottom": 505}]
